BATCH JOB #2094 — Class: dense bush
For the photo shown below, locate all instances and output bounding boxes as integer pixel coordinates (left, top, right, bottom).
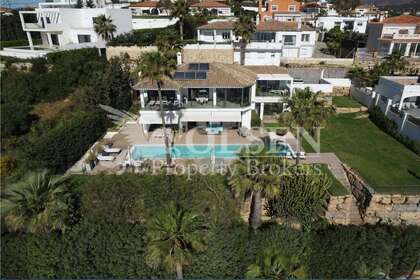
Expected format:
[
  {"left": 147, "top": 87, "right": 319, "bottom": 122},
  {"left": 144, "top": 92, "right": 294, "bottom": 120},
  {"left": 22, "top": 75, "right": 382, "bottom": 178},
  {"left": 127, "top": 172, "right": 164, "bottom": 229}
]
[
  {"left": 108, "top": 26, "right": 178, "bottom": 47},
  {"left": 304, "top": 224, "right": 420, "bottom": 278},
  {"left": 18, "top": 111, "right": 107, "bottom": 173},
  {"left": 72, "top": 174, "right": 240, "bottom": 227},
  {"left": 1, "top": 48, "right": 132, "bottom": 177},
  {"left": 369, "top": 106, "right": 420, "bottom": 155}
]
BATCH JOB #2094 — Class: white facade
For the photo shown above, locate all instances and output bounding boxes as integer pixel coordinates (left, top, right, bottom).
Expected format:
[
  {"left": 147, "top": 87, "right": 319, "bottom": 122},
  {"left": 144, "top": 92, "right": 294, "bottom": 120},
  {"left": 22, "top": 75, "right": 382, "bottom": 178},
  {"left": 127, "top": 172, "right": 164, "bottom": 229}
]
[
  {"left": 316, "top": 16, "right": 369, "bottom": 33},
  {"left": 374, "top": 76, "right": 420, "bottom": 111},
  {"left": 197, "top": 22, "right": 316, "bottom": 65},
  {"left": 366, "top": 18, "right": 420, "bottom": 57},
  {"left": 18, "top": 8, "right": 132, "bottom": 51}
]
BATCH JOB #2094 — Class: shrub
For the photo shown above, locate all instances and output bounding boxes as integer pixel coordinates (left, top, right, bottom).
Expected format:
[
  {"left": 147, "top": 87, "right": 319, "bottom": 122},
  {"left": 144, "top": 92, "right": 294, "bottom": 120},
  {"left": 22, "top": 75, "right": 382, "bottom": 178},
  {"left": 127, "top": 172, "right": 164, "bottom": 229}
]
[
  {"left": 251, "top": 110, "right": 261, "bottom": 127},
  {"left": 369, "top": 106, "right": 420, "bottom": 155},
  {"left": 108, "top": 26, "right": 178, "bottom": 47},
  {"left": 265, "top": 164, "right": 331, "bottom": 227}
]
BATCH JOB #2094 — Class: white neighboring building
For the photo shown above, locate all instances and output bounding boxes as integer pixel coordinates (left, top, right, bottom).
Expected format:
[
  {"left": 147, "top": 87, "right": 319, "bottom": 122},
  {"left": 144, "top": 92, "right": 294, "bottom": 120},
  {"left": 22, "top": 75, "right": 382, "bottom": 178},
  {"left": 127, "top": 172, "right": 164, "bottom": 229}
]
[
  {"left": 129, "top": 1, "right": 168, "bottom": 16},
  {"left": 0, "top": 8, "right": 132, "bottom": 58},
  {"left": 375, "top": 76, "right": 420, "bottom": 111},
  {"left": 316, "top": 16, "right": 369, "bottom": 33},
  {"left": 366, "top": 15, "right": 420, "bottom": 57},
  {"left": 191, "top": 0, "right": 233, "bottom": 16},
  {"left": 196, "top": 20, "right": 316, "bottom": 65}
]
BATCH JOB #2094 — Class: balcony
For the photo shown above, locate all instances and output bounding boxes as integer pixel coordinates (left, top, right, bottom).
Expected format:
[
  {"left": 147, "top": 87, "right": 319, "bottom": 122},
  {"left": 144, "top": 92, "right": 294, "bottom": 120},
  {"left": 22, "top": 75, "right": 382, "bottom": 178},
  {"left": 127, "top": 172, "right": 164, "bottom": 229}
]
[
  {"left": 380, "top": 33, "right": 420, "bottom": 41},
  {"left": 20, "top": 10, "right": 62, "bottom": 32},
  {"left": 245, "top": 41, "right": 282, "bottom": 50}
]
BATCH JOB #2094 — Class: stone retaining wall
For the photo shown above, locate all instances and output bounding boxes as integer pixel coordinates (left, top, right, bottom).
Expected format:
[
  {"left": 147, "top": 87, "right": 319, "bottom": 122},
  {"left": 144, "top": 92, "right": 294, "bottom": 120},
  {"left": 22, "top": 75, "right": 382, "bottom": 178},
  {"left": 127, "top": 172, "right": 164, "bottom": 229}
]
[
  {"left": 326, "top": 194, "right": 420, "bottom": 225},
  {"left": 106, "top": 46, "right": 157, "bottom": 60},
  {"left": 332, "top": 86, "right": 350, "bottom": 96},
  {"left": 182, "top": 48, "right": 234, "bottom": 64}
]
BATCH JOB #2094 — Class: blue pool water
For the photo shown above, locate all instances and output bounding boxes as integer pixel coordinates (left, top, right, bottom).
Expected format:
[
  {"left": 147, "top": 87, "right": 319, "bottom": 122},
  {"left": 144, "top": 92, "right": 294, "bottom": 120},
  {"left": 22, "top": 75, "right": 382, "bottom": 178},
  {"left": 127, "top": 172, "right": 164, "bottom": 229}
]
[{"left": 131, "top": 144, "right": 291, "bottom": 160}]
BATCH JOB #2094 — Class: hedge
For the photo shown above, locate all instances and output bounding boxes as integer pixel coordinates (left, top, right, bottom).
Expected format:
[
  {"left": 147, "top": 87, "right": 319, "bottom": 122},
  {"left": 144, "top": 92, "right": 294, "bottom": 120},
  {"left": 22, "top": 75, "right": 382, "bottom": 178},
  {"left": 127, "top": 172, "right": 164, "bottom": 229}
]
[{"left": 2, "top": 223, "right": 419, "bottom": 279}]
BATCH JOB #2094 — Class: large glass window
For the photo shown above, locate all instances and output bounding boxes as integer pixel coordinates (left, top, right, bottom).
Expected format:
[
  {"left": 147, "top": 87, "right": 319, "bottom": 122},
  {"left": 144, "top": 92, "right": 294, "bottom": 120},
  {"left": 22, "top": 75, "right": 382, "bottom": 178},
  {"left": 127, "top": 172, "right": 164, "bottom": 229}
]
[
  {"left": 283, "top": 35, "right": 296, "bottom": 46},
  {"left": 216, "top": 87, "right": 251, "bottom": 107},
  {"left": 253, "top": 32, "right": 276, "bottom": 42},
  {"left": 301, "top": 34, "right": 310, "bottom": 42},
  {"left": 78, "top": 34, "right": 91, "bottom": 43},
  {"left": 257, "top": 80, "right": 290, "bottom": 95}
]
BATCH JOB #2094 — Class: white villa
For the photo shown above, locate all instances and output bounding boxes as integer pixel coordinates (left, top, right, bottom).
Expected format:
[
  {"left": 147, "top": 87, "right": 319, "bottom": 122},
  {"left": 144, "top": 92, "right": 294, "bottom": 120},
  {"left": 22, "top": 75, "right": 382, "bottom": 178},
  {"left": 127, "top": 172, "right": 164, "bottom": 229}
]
[
  {"left": 129, "top": 1, "right": 168, "bottom": 16},
  {"left": 316, "top": 16, "right": 369, "bottom": 33},
  {"left": 196, "top": 20, "right": 316, "bottom": 65},
  {"left": 366, "top": 15, "right": 420, "bottom": 57},
  {"left": 133, "top": 63, "right": 301, "bottom": 132},
  {"left": 0, "top": 7, "right": 132, "bottom": 58}
]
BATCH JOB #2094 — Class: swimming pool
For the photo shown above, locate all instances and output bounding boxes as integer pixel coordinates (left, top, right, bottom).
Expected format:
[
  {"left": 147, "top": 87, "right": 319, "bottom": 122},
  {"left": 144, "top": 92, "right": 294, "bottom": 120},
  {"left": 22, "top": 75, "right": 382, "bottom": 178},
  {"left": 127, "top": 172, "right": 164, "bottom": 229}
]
[{"left": 130, "top": 144, "right": 291, "bottom": 160}]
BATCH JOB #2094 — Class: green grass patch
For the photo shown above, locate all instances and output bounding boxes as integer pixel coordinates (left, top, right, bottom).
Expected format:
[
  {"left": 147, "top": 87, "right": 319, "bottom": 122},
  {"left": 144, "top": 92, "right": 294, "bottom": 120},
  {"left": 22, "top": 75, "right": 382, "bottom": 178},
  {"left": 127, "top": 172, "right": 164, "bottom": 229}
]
[
  {"left": 318, "top": 164, "right": 349, "bottom": 196},
  {"left": 319, "top": 113, "right": 420, "bottom": 192},
  {"left": 332, "top": 96, "right": 361, "bottom": 108}
]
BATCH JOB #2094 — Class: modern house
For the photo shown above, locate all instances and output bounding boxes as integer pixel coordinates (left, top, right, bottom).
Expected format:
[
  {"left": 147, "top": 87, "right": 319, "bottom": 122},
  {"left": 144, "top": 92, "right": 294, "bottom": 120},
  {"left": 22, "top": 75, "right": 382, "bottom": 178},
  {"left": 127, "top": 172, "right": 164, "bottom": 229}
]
[
  {"left": 196, "top": 20, "right": 316, "bottom": 65},
  {"left": 315, "top": 16, "right": 369, "bottom": 33},
  {"left": 37, "top": 0, "right": 106, "bottom": 8},
  {"left": 366, "top": 15, "right": 420, "bottom": 57},
  {"left": 191, "top": 0, "right": 233, "bottom": 16},
  {"left": 0, "top": 7, "right": 132, "bottom": 58},
  {"left": 258, "top": 0, "right": 302, "bottom": 22},
  {"left": 133, "top": 63, "right": 299, "bottom": 131}
]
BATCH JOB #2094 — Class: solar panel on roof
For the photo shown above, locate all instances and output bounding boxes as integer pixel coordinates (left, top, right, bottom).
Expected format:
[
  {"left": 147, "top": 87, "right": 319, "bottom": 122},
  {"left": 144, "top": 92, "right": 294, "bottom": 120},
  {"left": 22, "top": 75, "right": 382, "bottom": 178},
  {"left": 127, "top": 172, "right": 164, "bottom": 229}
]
[
  {"left": 185, "top": 72, "right": 195, "bottom": 79},
  {"left": 174, "top": 72, "right": 185, "bottom": 80},
  {"left": 188, "top": 63, "right": 199, "bottom": 71},
  {"left": 199, "top": 63, "right": 209, "bottom": 71},
  {"left": 196, "top": 72, "right": 207, "bottom": 80}
]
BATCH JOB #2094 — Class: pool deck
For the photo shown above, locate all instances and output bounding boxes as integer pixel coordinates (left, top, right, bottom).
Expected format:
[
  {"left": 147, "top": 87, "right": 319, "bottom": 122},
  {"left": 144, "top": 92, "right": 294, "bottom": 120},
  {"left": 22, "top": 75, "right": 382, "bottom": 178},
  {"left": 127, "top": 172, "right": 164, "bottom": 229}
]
[{"left": 86, "top": 122, "right": 301, "bottom": 174}]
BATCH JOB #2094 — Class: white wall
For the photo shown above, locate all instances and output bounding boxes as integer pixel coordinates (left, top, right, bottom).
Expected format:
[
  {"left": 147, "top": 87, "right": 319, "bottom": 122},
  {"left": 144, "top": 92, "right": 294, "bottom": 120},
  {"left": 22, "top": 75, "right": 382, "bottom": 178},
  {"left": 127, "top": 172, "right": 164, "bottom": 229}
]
[
  {"left": 132, "top": 17, "right": 178, "bottom": 29},
  {"left": 317, "top": 16, "right": 368, "bottom": 33}
]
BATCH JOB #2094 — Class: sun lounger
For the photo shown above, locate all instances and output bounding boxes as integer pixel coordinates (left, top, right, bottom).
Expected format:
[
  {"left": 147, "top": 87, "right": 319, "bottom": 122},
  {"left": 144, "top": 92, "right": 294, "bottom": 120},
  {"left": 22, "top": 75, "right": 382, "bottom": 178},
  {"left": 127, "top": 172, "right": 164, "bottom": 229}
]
[
  {"left": 103, "top": 147, "right": 121, "bottom": 154},
  {"left": 97, "top": 154, "right": 115, "bottom": 161}
]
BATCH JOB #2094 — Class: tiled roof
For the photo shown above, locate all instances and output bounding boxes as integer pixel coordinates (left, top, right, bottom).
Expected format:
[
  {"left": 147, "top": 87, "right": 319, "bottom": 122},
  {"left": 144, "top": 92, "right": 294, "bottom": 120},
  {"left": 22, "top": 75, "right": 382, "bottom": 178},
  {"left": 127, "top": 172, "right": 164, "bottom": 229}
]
[
  {"left": 129, "top": 1, "right": 158, "bottom": 8},
  {"left": 134, "top": 63, "right": 257, "bottom": 90},
  {"left": 198, "top": 20, "right": 234, "bottom": 30},
  {"left": 191, "top": 0, "right": 229, "bottom": 8},
  {"left": 382, "top": 15, "right": 420, "bottom": 25}
]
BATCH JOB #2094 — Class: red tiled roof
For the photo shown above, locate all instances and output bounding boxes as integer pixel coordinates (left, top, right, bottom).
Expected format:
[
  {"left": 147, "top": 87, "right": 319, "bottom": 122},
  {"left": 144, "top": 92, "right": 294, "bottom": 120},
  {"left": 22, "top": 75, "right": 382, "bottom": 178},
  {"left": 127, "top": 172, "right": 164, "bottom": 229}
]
[
  {"left": 129, "top": 0, "right": 158, "bottom": 8},
  {"left": 192, "top": 0, "right": 229, "bottom": 8},
  {"left": 198, "top": 20, "right": 234, "bottom": 30},
  {"left": 382, "top": 15, "right": 420, "bottom": 25},
  {"left": 257, "top": 20, "right": 313, "bottom": 31}
]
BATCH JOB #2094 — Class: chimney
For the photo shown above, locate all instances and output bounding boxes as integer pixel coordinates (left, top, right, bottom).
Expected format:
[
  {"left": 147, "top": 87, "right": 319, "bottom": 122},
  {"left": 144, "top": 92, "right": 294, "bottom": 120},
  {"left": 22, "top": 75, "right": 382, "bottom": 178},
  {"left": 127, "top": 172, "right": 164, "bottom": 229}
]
[{"left": 176, "top": 52, "right": 182, "bottom": 65}]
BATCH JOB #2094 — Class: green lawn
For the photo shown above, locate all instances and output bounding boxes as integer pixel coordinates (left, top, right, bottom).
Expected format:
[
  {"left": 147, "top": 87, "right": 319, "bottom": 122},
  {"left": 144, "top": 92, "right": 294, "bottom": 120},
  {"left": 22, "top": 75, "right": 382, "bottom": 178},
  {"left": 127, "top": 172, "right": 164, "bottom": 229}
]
[
  {"left": 313, "top": 113, "right": 420, "bottom": 192},
  {"left": 332, "top": 96, "right": 361, "bottom": 108}
]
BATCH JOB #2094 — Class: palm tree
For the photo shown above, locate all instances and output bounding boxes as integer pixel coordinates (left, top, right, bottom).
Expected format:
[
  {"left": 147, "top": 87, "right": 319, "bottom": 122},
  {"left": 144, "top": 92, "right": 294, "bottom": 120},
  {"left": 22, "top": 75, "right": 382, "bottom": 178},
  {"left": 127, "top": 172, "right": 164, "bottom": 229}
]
[
  {"left": 145, "top": 204, "right": 207, "bottom": 279},
  {"left": 0, "top": 170, "right": 69, "bottom": 233},
  {"left": 347, "top": 66, "right": 369, "bottom": 87},
  {"left": 383, "top": 49, "right": 408, "bottom": 75},
  {"left": 159, "top": 0, "right": 191, "bottom": 41},
  {"left": 233, "top": 15, "right": 256, "bottom": 65},
  {"left": 281, "top": 88, "right": 333, "bottom": 164},
  {"left": 229, "top": 146, "right": 286, "bottom": 230},
  {"left": 94, "top": 14, "right": 117, "bottom": 42},
  {"left": 136, "top": 51, "right": 176, "bottom": 166},
  {"left": 246, "top": 248, "right": 306, "bottom": 279}
]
